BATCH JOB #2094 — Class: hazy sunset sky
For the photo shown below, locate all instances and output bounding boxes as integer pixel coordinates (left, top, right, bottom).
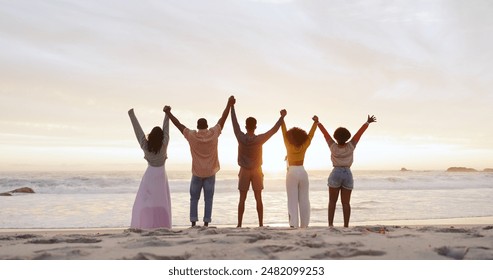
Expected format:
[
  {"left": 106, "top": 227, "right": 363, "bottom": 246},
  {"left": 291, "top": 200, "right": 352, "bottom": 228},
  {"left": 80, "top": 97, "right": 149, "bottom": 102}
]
[{"left": 1, "top": 0, "right": 492, "bottom": 172}]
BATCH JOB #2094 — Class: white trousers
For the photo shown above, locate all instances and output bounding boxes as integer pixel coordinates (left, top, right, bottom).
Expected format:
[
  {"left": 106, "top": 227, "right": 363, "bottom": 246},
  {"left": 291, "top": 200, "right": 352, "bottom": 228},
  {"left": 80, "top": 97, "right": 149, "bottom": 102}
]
[{"left": 286, "top": 166, "right": 310, "bottom": 228}]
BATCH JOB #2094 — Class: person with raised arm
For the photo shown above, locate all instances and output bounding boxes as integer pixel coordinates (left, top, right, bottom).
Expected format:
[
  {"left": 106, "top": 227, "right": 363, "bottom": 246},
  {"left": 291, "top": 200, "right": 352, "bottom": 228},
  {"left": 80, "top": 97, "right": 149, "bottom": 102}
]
[
  {"left": 230, "top": 96, "right": 286, "bottom": 227},
  {"left": 281, "top": 114, "right": 318, "bottom": 228},
  {"left": 128, "top": 106, "right": 172, "bottom": 229},
  {"left": 316, "top": 114, "right": 377, "bottom": 227},
  {"left": 164, "top": 96, "right": 235, "bottom": 227}
]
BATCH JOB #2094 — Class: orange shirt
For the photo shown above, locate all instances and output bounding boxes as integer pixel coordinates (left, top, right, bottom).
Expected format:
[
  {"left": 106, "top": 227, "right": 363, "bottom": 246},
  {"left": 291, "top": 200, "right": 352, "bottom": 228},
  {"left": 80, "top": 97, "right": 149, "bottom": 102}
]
[{"left": 183, "top": 124, "right": 222, "bottom": 177}]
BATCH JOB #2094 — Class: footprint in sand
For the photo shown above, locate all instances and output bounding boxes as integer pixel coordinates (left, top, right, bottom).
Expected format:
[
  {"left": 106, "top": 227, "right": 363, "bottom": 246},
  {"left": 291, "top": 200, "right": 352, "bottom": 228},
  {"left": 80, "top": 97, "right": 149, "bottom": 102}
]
[
  {"left": 226, "top": 232, "right": 272, "bottom": 243},
  {"left": 435, "top": 246, "right": 469, "bottom": 260},
  {"left": 0, "top": 234, "right": 40, "bottom": 241},
  {"left": 435, "top": 245, "right": 493, "bottom": 260},
  {"left": 311, "top": 242, "right": 386, "bottom": 259},
  {"left": 33, "top": 245, "right": 102, "bottom": 260},
  {"left": 259, "top": 245, "right": 295, "bottom": 254},
  {"left": 464, "top": 247, "right": 493, "bottom": 259},
  {"left": 128, "top": 252, "right": 191, "bottom": 260},
  {"left": 123, "top": 237, "right": 173, "bottom": 249},
  {"left": 27, "top": 236, "right": 101, "bottom": 244}
]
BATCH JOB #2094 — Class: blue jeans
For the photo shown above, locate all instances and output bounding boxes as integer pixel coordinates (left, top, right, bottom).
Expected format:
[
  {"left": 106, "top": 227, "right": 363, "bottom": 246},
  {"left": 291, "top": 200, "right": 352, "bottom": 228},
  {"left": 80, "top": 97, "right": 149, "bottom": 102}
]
[{"left": 189, "top": 175, "right": 216, "bottom": 223}]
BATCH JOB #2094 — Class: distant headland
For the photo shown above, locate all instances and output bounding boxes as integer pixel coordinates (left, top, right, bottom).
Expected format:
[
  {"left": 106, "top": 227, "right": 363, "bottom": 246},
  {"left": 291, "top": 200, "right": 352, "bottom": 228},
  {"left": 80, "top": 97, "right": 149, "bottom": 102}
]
[
  {"left": 446, "top": 167, "right": 493, "bottom": 172},
  {"left": 399, "top": 167, "right": 493, "bottom": 172}
]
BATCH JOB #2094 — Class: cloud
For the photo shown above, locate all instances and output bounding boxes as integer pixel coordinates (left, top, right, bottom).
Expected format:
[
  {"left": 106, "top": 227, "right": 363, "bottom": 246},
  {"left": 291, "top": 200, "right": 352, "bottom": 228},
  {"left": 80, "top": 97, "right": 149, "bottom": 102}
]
[{"left": 1, "top": 0, "right": 493, "bottom": 170}]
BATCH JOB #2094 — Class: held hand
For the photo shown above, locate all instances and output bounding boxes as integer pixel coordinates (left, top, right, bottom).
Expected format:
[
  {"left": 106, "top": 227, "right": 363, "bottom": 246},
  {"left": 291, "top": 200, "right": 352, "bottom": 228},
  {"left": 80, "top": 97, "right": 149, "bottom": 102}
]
[
  {"left": 128, "top": 108, "right": 134, "bottom": 113},
  {"left": 367, "top": 115, "right": 377, "bottom": 123},
  {"left": 280, "top": 109, "right": 287, "bottom": 117},
  {"left": 163, "top": 106, "right": 171, "bottom": 113},
  {"left": 312, "top": 115, "right": 319, "bottom": 123},
  {"left": 228, "top": 95, "right": 236, "bottom": 106}
]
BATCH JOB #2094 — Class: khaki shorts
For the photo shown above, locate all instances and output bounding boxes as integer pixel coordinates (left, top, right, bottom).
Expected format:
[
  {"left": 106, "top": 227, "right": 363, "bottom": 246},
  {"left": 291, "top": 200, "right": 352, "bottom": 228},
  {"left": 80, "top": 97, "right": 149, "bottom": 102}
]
[{"left": 238, "top": 167, "right": 264, "bottom": 191}]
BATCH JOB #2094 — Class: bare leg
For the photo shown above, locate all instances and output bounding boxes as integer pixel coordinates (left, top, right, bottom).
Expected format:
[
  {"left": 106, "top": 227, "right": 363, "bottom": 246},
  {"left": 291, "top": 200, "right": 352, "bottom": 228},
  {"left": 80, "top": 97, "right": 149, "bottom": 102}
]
[
  {"left": 253, "top": 190, "right": 263, "bottom": 227},
  {"left": 340, "top": 188, "right": 352, "bottom": 227},
  {"left": 237, "top": 191, "right": 248, "bottom": 228},
  {"left": 328, "top": 187, "right": 340, "bottom": 227}
]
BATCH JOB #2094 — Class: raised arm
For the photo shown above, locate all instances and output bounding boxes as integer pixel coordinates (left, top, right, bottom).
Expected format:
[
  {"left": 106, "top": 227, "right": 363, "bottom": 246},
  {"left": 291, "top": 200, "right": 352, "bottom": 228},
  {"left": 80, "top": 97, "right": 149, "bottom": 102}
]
[
  {"left": 162, "top": 106, "right": 170, "bottom": 145},
  {"left": 307, "top": 117, "right": 318, "bottom": 141},
  {"left": 281, "top": 118, "right": 289, "bottom": 146},
  {"left": 128, "top": 108, "right": 147, "bottom": 149},
  {"left": 163, "top": 106, "right": 186, "bottom": 134},
  {"left": 230, "top": 98, "right": 242, "bottom": 138},
  {"left": 351, "top": 115, "right": 377, "bottom": 146},
  {"left": 266, "top": 109, "right": 287, "bottom": 138},
  {"left": 256, "top": 109, "right": 286, "bottom": 144},
  {"left": 217, "top": 96, "right": 235, "bottom": 129},
  {"left": 315, "top": 116, "right": 335, "bottom": 146}
]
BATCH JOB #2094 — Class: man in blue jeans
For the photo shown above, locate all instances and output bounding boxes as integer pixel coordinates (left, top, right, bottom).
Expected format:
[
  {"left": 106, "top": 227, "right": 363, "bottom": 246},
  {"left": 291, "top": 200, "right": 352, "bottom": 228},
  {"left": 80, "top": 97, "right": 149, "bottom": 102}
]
[{"left": 164, "top": 96, "right": 234, "bottom": 227}]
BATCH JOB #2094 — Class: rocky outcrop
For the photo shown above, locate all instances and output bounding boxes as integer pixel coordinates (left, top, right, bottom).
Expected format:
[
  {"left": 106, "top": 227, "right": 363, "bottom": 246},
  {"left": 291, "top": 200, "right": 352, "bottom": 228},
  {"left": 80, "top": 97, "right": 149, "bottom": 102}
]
[
  {"left": 446, "top": 167, "right": 477, "bottom": 172},
  {"left": 11, "top": 187, "right": 35, "bottom": 193},
  {"left": 0, "top": 187, "right": 35, "bottom": 196}
]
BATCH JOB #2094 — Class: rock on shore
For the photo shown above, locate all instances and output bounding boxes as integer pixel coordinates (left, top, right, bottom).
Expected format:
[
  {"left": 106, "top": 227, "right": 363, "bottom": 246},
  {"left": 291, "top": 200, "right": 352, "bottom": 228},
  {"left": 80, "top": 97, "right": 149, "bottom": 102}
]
[{"left": 0, "top": 187, "right": 35, "bottom": 196}]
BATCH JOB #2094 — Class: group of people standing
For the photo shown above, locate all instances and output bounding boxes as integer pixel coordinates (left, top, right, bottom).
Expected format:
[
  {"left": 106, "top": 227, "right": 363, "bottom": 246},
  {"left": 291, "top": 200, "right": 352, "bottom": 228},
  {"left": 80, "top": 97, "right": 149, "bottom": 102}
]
[{"left": 128, "top": 96, "right": 376, "bottom": 230}]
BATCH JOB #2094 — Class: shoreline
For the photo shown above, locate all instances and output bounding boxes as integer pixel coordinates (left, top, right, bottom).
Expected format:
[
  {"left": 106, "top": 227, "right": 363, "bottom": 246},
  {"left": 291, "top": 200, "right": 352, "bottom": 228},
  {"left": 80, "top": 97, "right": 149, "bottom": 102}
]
[{"left": 1, "top": 216, "right": 492, "bottom": 234}]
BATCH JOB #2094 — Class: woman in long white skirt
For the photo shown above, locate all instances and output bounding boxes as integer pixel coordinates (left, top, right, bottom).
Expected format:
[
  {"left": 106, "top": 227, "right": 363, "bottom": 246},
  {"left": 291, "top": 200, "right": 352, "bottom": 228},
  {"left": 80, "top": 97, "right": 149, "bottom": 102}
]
[{"left": 128, "top": 107, "right": 172, "bottom": 229}]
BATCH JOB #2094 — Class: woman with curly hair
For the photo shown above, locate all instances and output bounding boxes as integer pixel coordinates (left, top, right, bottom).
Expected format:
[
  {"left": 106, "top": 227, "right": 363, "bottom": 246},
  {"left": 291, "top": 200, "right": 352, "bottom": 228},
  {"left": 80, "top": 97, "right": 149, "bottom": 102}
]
[
  {"left": 316, "top": 114, "right": 377, "bottom": 227},
  {"left": 281, "top": 114, "right": 318, "bottom": 228},
  {"left": 128, "top": 107, "right": 172, "bottom": 229}
]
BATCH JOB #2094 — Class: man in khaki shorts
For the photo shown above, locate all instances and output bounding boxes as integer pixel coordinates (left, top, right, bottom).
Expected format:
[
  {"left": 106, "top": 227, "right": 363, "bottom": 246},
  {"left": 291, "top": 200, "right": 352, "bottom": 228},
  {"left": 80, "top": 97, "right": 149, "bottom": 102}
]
[{"left": 230, "top": 96, "right": 286, "bottom": 227}]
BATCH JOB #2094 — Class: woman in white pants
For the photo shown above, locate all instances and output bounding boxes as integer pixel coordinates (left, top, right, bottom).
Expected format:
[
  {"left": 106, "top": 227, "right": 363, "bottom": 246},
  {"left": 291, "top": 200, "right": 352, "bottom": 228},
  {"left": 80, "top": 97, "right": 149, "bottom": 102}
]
[{"left": 281, "top": 115, "right": 318, "bottom": 228}]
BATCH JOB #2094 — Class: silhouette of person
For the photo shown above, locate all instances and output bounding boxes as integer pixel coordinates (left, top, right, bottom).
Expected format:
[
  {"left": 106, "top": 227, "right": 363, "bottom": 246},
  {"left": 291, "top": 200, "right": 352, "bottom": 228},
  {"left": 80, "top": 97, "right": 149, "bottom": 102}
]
[
  {"left": 128, "top": 107, "right": 172, "bottom": 229},
  {"left": 164, "top": 96, "right": 234, "bottom": 227},
  {"left": 281, "top": 114, "right": 318, "bottom": 228},
  {"left": 316, "top": 114, "right": 377, "bottom": 227},
  {"left": 230, "top": 96, "right": 286, "bottom": 227}
]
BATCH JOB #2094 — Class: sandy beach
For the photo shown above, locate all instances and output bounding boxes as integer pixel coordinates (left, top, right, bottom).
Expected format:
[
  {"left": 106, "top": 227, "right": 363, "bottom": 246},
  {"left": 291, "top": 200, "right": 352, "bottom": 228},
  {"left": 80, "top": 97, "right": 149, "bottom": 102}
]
[{"left": 1, "top": 218, "right": 492, "bottom": 260}]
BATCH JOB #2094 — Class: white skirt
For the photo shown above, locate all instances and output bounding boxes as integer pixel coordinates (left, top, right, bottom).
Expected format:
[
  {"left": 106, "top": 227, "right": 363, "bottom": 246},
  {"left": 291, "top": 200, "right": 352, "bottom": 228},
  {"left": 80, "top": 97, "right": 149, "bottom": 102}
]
[{"left": 131, "top": 165, "right": 172, "bottom": 229}]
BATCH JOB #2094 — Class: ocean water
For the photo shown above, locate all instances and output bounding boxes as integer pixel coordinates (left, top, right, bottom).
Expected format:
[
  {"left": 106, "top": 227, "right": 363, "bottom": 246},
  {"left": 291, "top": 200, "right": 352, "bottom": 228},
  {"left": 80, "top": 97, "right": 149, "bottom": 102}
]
[{"left": 1, "top": 170, "right": 492, "bottom": 229}]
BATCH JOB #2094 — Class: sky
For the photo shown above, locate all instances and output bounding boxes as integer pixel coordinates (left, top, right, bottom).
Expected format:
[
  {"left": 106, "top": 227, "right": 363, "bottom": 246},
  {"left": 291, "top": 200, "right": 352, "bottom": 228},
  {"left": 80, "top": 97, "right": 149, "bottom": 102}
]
[{"left": 1, "top": 0, "right": 493, "bottom": 172}]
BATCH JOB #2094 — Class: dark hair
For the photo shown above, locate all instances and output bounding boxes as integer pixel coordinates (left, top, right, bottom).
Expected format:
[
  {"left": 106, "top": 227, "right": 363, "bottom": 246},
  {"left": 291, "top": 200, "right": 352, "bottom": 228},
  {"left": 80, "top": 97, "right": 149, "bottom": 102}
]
[
  {"left": 286, "top": 127, "right": 308, "bottom": 147},
  {"left": 197, "top": 118, "right": 208, "bottom": 129},
  {"left": 334, "top": 127, "right": 351, "bottom": 144},
  {"left": 148, "top": 126, "right": 163, "bottom": 154},
  {"left": 246, "top": 117, "right": 257, "bottom": 130}
]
